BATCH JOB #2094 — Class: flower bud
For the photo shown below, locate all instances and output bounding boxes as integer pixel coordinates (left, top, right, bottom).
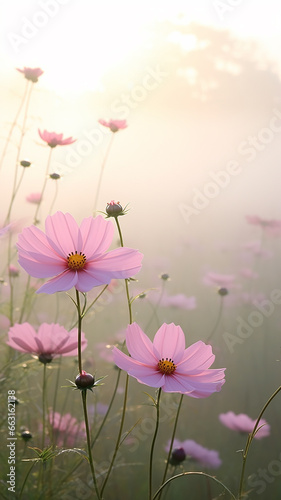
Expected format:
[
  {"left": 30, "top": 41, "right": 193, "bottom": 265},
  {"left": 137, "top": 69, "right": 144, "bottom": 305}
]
[
  {"left": 169, "top": 447, "right": 186, "bottom": 465},
  {"left": 160, "top": 273, "right": 170, "bottom": 281},
  {"left": 218, "top": 287, "right": 228, "bottom": 296},
  {"left": 21, "top": 430, "right": 32, "bottom": 440},
  {"left": 20, "top": 159, "right": 31, "bottom": 167},
  {"left": 38, "top": 353, "right": 53, "bottom": 364},
  {"left": 106, "top": 200, "right": 123, "bottom": 217},
  {"left": 49, "top": 173, "right": 61, "bottom": 180},
  {"left": 75, "top": 371, "right": 95, "bottom": 389}
]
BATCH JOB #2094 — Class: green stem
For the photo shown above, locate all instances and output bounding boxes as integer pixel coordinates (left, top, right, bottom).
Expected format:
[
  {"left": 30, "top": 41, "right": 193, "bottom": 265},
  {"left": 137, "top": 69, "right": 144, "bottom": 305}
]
[
  {"left": 19, "top": 462, "right": 37, "bottom": 499},
  {"left": 152, "top": 472, "right": 236, "bottom": 500},
  {"left": 48, "top": 177, "right": 59, "bottom": 215},
  {"left": 115, "top": 217, "right": 132, "bottom": 323},
  {"left": 145, "top": 280, "right": 167, "bottom": 331},
  {"left": 205, "top": 295, "right": 224, "bottom": 344},
  {"left": 238, "top": 385, "right": 281, "bottom": 499},
  {"left": 149, "top": 388, "right": 162, "bottom": 500},
  {"left": 100, "top": 373, "right": 129, "bottom": 496},
  {"left": 81, "top": 390, "right": 101, "bottom": 499},
  {"left": 93, "top": 133, "right": 115, "bottom": 216},
  {"left": 41, "top": 363, "right": 47, "bottom": 450},
  {"left": 158, "top": 394, "right": 183, "bottom": 500},
  {"left": 75, "top": 289, "right": 83, "bottom": 374},
  {"left": 33, "top": 147, "right": 53, "bottom": 225}
]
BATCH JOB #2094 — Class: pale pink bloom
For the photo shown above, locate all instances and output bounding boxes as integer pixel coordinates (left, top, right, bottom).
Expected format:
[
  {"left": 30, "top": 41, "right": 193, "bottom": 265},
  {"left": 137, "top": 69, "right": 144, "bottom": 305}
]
[
  {"left": 0, "top": 224, "right": 12, "bottom": 237},
  {"left": 113, "top": 323, "right": 225, "bottom": 397},
  {"left": 219, "top": 411, "right": 270, "bottom": 439},
  {"left": 240, "top": 268, "right": 258, "bottom": 279},
  {"left": 38, "top": 129, "right": 76, "bottom": 147},
  {"left": 98, "top": 119, "right": 128, "bottom": 132},
  {"left": 160, "top": 293, "right": 196, "bottom": 310},
  {"left": 16, "top": 67, "right": 44, "bottom": 83},
  {"left": 246, "top": 215, "right": 281, "bottom": 236},
  {"left": 49, "top": 411, "right": 86, "bottom": 447},
  {"left": 16, "top": 211, "right": 143, "bottom": 294},
  {"left": 7, "top": 322, "right": 87, "bottom": 361},
  {"left": 203, "top": 272, "right": 236, "bottom": 288},
  {"left": 166, "top": 438, "right": 222, "bottom": 468},
  {"left": 26, "top": 192, "right": 42, "bottom": 204}
]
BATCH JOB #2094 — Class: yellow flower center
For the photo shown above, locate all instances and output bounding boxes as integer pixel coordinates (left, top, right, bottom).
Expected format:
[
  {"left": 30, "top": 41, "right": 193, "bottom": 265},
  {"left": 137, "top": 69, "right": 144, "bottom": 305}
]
[
  {"left": 67, "top": 251, "right": 86, "bottom": 270},
  {"left": 158, "top": 358, "right": 176, "bottom": 375}
]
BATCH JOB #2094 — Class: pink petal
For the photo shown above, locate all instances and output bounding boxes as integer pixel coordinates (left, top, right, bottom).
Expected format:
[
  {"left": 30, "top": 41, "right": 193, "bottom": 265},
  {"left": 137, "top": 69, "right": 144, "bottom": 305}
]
[
  {"left": 125, "top": 323, "right": 155, "bottom": 363},
  {"left": 45, "top": 212, "right": 82, "bottom": 256},
  {"left": 89, "top": 247, "right": 143, "bottom": 278},
  {"left": 153, "top": 324, "right": 185, "bottom": 363},
  {"left": 37, "top": 270, "right": 78, "bottom": 294},
  {"left": 176, "top": 342, "right": 215, "bottom": 372},
  {"left": 80, "top": 216, "right": 114, "bottom": 258}
]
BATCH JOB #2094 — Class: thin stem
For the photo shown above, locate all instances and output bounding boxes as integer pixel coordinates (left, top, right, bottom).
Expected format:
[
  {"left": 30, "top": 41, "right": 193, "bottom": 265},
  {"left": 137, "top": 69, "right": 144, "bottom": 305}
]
[
  {"left": 115, "top": 217, "right": 132, "bottom": 323},
  {"left": 149, "top": 388, "right": 162, "bottom": 500},
  {"left": 33, "top": 147, "right": 53, "bottom": 225},
  {"left": 0, "top": 79, "right": 29, "bottom": 172},
  {"left": 100, "top": 374, "right": 129, "bottom": 496},
  {"left": 41, "top": 363, "right": 47, "bottom": 450},
  {"left": 205, "top": 295, "right": 224, "bottom": 344},
  {"left": 93, "top": 133, "right": 115, "bottom": 216},
  {"left": 81, "top": 390, "right": 101, "bottom": 499},
  {"left": 18, "top": 275, "right": 31, "bottom": 323},
  {"left": 19, "top": 462, "right": 37, "bottom": 499},
  {"left": 158, "top": 394, "right": 183, "bottom": 500},
  {"left": 238, "top": 385, "right": 281, "bottom": 499},
  {"left": 145, "top": 279, "right": 167, "bottom": 331},
  {"left": 75, "top": 289, "right": 83, "bottom": 374},
  {"left": 48, "top": 178, "right": 59, "bottom": 215},
  {"left": 152, "top": 471, "right": 236, "bottom": 500}
]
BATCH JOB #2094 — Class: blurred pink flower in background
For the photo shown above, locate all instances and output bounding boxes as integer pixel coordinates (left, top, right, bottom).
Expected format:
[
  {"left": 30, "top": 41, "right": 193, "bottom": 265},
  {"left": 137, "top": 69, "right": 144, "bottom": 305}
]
[
  {"left": 151, "top": 292, "right": 197, "bottom": 310},
  {"left": 17, "top": 211, "right": 143, "bottom": 294},
  {"left": 113, "top": 322, "right": 225, "bottom": 397},
  {"left": 219, "top": 411, "right": 270, "bottom": 439},
  {"left": 246, "top": 215, "right": 281, "bottom": 236},
  {"left": 98, "top": 119, "right": 128, "bottom": 132},
  {"left": 7, "top": 322, "right": 87, "bottom": 362},
  {"left": 16, "top": 67, "right": 44, "bottom": 83},
  {"left": 8, "top": 265, "right": 20, "bottom": 277},
  {"left": 49, "top": 411, "right": 86, "bottom": 447},
  {"left": 166, "top": 438, "right": 222, "bottom": 468},
  {"left": 26, "top": 193, "right": 42, "bottom": 204},
  {"left": 38, "top": 129, "right": 76, "bottom": 148},
  {"left": 203, "top": 272, "right": 236, "bottom": 288},
  {"left": 239, "top": 268, "right": 258, "bottom": 279}
]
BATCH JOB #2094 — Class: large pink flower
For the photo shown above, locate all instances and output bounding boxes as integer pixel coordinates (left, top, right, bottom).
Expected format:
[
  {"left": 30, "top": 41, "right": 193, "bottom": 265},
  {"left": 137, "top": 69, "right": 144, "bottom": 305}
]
[
  {"left": 38, "top": 129, "right": 76, "bottom": 147},
  {"left": 16, "top": 211, "right": 143, "bottom": 294},
  {"left": 16, "top": 67, "right": 44, "bottom": 83},
  {"left": 113, "top": 323, "right": 225, "bottom": 397},
  {"left": 219, "top": 411, "right": 270, "bottom": 439},
  {"left": 7, "top": 322, "right": 87, "bottom": 362},
  {"left": 98, "top": 119, "right": 128, "bottom": 132}
]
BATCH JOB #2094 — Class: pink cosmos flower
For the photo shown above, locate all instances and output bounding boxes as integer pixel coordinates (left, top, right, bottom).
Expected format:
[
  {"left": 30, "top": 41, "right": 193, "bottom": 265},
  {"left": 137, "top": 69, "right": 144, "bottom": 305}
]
[
  {"left": 26, "top": 192, "right": 42, "bottom": 204},
  {"left": 166, "top": 438, "right": 222, "bottom": 468},
  {"left": 7, "top": 322, "right": 87, "bottom": 362},
  {"left": 98, "top": 119, "right": 128, "bottom": 132},
  {"left": 246, "top": 215, "right": 281, "bottom": 236},
  {"left": 113, "top": 323, "right": 225, "bottom": 397},
  {"left": 203, "top": 272, "right": 236, "bottom": 288},
  {"left": 219, "top": 411, "right": 270, "bottom": 439},
  {"left": 16, "top": 67, "right": 44, "bottom": 83},
  {"left": 16, "top": 211, "right": 143, "bottom": 294},
  {"left": 154, "top": 292, "right": 196, "bottom": 310},
  {"left": 49, "top": 411, "right": 86, "bottom": 447},
  {"left": 38, "top": 129, "right": 76, "bottom": 148}
]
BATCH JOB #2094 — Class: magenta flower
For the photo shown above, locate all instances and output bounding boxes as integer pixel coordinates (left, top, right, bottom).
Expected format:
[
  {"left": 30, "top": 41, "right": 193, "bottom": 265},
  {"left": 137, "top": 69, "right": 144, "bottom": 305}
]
[
  {"left": 38, "top": 129, "right": 76, "bottom": 148},
  {"left": 219, "top": 411, "right": 270, "bottom": 439},
  {"left": 26, "top": 192, "right": 42, "bottom": 204},
  {"left": 16, "top": 211, "right": 143, "bottom": 294},
  {"left": 113, "top": 323, "right": 225, "bottom": 397},
  {"left": 16, "top": 67, "right": 44, "bottom": 83},
  {"left": 98, "top": 119, "right": 128, "bottom": 132},
  {"left": 166, "top": 438, "right": 222, "bottom": 468},
  {"left": 49, "top": 411, "right": 86, "bottom": 447},
  {"left": 7, "top": 322, "right": 87, "bottom": 363}
]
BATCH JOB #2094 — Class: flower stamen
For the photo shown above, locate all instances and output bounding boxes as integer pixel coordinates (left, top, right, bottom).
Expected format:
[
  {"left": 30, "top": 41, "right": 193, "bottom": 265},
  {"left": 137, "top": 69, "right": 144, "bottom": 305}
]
[
  {"left": 158, "top": 357, "right": 176, "bottom": 375},
  {"left": 67, "top": 251, "right": 86, "bottom": 270}
]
